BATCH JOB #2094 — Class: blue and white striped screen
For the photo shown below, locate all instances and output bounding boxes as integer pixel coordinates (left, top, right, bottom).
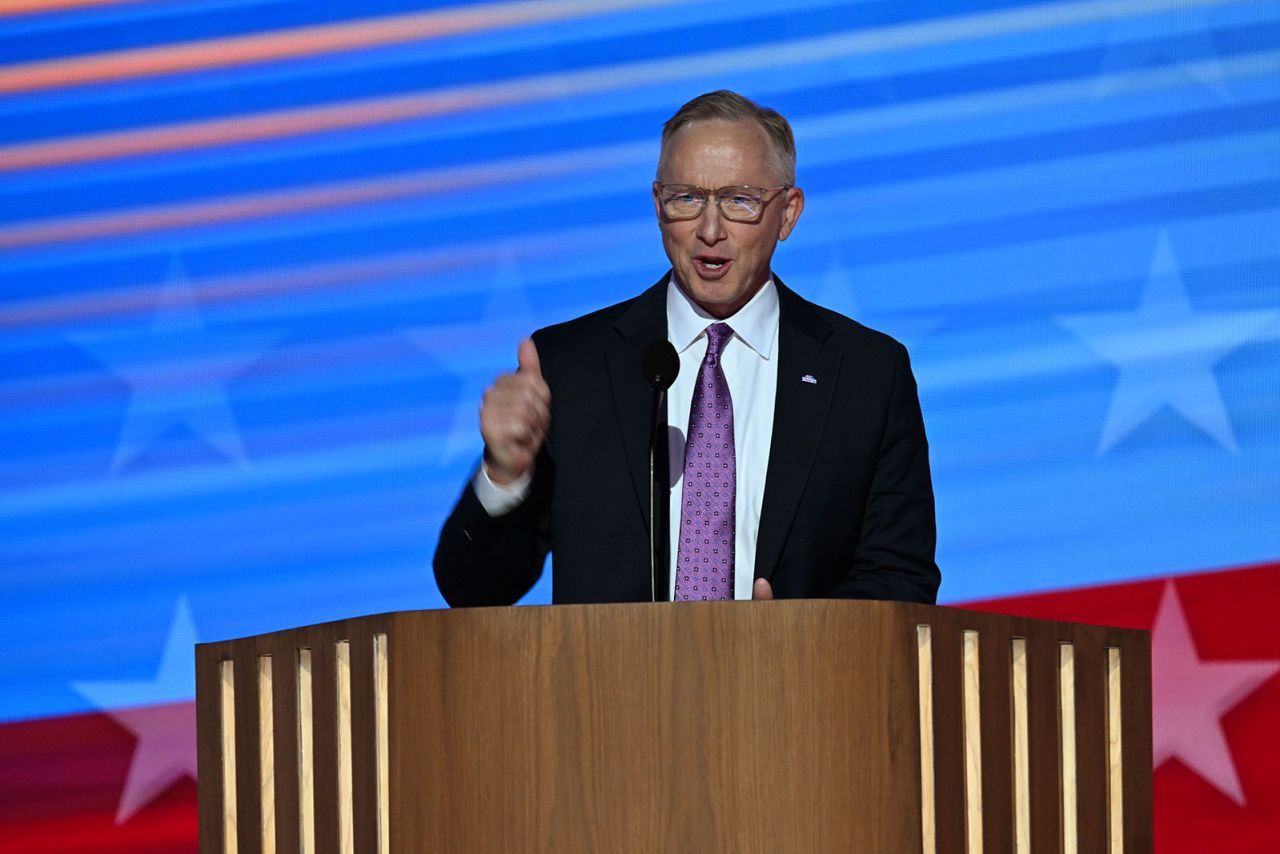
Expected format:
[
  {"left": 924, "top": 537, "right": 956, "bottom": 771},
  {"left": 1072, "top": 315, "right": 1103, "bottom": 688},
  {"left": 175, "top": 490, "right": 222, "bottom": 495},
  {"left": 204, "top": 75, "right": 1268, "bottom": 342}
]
[{"left": 2, "top": 0, "right": 1277, "bottom": 726}]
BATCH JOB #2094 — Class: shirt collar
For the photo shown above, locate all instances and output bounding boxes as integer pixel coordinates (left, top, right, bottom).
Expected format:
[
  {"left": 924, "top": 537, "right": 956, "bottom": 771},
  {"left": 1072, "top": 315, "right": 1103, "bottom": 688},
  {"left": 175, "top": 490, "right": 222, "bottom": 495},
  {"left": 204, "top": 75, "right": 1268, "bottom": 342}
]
[{"left": 666, "top": 273, "right": 779, "bottom": 360}]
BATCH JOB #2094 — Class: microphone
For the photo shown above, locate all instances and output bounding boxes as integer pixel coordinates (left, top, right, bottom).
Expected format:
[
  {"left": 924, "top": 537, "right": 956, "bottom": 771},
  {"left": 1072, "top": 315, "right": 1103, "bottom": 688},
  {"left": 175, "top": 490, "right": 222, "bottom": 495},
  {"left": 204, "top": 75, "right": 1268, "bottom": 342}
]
[
  {"left": 640, "top": 341, "right": 679, "bottom": 602},
  {"left": 641, "top": 340, "right": 679, "bottom": 391}
]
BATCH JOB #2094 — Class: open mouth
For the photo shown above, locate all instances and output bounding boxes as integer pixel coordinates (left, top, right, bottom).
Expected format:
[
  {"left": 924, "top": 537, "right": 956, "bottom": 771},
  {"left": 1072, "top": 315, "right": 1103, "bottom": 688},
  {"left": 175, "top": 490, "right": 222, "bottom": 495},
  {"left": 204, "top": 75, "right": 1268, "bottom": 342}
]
[{"left": 693, "top": 256, "right": 732, "bottom": 277}]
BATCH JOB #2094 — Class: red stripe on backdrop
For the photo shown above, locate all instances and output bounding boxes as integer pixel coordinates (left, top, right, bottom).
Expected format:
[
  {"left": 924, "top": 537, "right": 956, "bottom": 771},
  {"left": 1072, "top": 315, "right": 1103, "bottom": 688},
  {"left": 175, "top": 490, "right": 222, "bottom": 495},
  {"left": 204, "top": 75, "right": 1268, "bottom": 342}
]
[
  {"left": 965, "top": 560, "right": 1280, "bottom": 854},
  {"left": 0, "top": 703, "right": 196, "bottom": 854},
  {"left": 4, "top": 799, "right": 195, "bottom": 854}
]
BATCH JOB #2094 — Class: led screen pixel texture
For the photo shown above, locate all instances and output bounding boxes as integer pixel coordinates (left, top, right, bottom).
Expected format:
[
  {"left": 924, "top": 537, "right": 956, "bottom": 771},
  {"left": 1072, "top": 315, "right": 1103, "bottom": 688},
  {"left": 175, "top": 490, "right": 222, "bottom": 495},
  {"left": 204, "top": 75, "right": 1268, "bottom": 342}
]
[{"left": 2, "top": 0, "right": 1277, "bottom": 735}]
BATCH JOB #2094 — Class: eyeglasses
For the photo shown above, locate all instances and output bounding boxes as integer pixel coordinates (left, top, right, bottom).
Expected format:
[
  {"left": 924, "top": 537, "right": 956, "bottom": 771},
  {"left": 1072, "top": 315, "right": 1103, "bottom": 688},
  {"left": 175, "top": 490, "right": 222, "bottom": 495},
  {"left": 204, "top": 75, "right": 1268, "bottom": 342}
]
[{"left": 654, "top": 182, "right": 791, "bottom": 223}]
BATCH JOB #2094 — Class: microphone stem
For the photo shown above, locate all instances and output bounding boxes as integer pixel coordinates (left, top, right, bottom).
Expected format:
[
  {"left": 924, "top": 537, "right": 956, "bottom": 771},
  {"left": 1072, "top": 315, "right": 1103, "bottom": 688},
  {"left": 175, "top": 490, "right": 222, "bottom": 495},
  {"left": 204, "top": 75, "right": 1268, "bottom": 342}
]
[{"left": 649, "top": 387, "right": 666, "bottom": 602}]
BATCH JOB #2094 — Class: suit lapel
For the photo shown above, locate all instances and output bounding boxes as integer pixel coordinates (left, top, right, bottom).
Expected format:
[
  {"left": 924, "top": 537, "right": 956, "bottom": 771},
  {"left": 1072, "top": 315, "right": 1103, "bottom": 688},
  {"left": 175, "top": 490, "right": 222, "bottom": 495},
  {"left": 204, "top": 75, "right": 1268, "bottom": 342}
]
[
  {"left": 754, "top": 281, "right": 841, "bottom": 582},
  {"left": 603, "top": 276, "right": 837, "bottom": 586},
  {"left": 604, "top": 277, "right": 669, "bottom": 539}
]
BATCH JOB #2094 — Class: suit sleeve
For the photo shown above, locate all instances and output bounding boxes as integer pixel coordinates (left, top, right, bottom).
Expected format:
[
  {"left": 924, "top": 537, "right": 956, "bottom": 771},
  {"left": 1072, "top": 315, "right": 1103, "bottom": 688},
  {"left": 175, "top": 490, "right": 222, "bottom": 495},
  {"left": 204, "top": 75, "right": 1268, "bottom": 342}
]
[
  {"left": 825, "top": 343, "right": 940, "bottom": 603},
  {"left": 432, "top": 447, "right": 553, "bottom": 607}
]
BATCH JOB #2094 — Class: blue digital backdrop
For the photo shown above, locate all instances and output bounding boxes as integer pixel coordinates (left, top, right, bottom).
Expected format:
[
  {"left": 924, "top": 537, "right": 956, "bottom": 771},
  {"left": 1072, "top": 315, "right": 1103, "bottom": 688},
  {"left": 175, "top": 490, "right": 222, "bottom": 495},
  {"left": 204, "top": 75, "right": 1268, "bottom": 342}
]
[{"left": 2, "top": 0, "right": 1277, "bottom": 739}]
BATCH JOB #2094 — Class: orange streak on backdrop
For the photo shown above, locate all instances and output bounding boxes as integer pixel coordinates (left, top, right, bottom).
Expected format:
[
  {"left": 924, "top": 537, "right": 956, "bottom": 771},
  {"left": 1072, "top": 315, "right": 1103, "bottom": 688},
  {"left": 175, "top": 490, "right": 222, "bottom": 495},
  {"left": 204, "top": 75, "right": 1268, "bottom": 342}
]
[
  {"left": 0, "top": 0, "right": 675, "bottom": 93},
  {"left": 1, "top": 0, "right": 138, "bottom": 17},
  {"left": 0, "top": 140, "right": 627, "bottom": 249},
  {"left": 0, "top": 89, "right": 495, "bottom": 173},
  {"left": 0, "top": 0, "right": 678, "bottom": 173}
]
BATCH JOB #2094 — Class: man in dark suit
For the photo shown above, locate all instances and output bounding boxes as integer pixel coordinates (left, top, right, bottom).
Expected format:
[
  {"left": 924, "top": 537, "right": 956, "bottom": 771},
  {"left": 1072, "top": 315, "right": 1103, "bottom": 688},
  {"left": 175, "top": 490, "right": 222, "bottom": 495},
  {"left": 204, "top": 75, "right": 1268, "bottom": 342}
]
[{"left": 434, "top": 91, "right": 938, "bottom": 607}]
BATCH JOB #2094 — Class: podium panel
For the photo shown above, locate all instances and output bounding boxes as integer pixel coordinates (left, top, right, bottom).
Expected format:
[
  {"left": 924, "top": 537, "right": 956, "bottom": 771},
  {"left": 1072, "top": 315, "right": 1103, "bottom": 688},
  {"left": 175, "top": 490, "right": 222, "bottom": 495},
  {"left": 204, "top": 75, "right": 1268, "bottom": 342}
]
[{"left": 196, "top": 601, "right": 1151, "bottom": 853}]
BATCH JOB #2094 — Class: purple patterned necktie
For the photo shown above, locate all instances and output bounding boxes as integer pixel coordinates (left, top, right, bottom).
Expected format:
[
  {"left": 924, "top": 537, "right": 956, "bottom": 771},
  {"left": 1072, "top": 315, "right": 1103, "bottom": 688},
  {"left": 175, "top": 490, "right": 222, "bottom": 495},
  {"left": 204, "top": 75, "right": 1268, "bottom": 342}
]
[{"left": 675, "top": 322, "right": 735, "bottom": 601}]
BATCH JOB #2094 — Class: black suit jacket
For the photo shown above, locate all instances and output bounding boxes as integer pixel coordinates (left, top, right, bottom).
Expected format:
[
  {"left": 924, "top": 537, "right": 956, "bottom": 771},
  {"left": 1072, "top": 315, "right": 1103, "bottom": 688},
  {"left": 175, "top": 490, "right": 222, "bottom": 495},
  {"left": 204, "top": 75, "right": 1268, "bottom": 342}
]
[{"left": 433, "top": 276, "right": 939, "bottom": 606}]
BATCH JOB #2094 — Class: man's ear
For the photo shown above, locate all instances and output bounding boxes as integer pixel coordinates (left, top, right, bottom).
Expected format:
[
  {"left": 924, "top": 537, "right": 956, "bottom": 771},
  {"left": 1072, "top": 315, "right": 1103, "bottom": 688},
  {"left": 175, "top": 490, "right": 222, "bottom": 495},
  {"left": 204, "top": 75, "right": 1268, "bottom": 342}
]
[
  {"left": 778, "top": 187, "right": 805, "bottom": 241},
  {"left": 652, "top": 181, "right": 665, "bottom": 225}
]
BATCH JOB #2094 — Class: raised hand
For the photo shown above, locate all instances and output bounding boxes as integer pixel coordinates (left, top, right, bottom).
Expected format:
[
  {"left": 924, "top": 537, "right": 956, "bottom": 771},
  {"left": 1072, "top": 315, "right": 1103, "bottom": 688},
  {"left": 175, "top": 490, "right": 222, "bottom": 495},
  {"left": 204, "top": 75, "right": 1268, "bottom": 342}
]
[{"left": 479, "top": 338, "right": 551, "bottom": 485}]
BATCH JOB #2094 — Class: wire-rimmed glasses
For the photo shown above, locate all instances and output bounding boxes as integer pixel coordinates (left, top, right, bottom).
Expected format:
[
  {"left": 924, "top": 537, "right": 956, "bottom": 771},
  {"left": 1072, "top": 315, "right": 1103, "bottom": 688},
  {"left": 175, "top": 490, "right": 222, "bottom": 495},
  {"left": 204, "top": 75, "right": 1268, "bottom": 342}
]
[{"left": 654, "top": 182, "right": 791, "bottom": 223}]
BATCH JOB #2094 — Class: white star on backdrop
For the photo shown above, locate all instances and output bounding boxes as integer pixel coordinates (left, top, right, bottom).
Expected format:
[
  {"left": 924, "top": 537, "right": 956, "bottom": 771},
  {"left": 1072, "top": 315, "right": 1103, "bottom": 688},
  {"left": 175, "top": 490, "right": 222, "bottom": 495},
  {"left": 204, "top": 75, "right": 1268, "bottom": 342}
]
[
  {"left": 814, "top": 251, "right": 943, "bottom": 351},
  {"left": 1056, "top": 231, "right": 1277, "bottom": 453},
  {"left": 73, "top": 597, "right": 199, "bottom": 823},
  {"left": 404, "top": 250, "right": 543, "bottom": 463},
  {"left": 74, "top": 255, "right": 282, "bottom": 472},
  {"left": 1151, "top": 581, "right": 1280, "bottom": 805}
]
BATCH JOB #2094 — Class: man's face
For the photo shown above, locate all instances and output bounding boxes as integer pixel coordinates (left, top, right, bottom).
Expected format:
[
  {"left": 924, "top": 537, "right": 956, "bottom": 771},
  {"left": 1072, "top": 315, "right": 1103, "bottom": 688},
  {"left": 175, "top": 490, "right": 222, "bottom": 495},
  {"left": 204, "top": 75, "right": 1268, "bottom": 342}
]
[{"left": 654, "top": 120, "right": 804, "bottom": 319}]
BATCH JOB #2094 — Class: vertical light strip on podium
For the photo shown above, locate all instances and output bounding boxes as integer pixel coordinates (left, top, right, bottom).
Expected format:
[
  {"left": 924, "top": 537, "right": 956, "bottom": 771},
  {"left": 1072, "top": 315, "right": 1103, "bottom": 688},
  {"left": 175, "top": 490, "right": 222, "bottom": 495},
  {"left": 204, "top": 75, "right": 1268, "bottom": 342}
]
[
  {"left": 916, "top": 624, "right": 936, "bottom": 854},
  {"left": 1059, "top": 643, "right": 1078, "bottom": 854},
  {"left": 205, "top": 631, "right": 393, "bottom": 852},
  {"left": 258, "top": 655, "right": 276, "bottom": 854},
  {"left": 1106, "top": 647, "right": 1124, "bottom": 853},
  {"left": 374, "top": 633, "right": 390, "bottom": 854},
  {"left": 962, "top": 630, "right": 983, "bottom": 854},
  {"left": 1009, "top": 638, "right": 1031, "bottom": 853},
  {"left": 335, "top": 640, "right": 354, "bottom": 854},
  {"left": 219, "top": 659, "right": 238, "bottom": 854},
  {"left": 297, "top": 647, "right": 315, "bottom": 854}
]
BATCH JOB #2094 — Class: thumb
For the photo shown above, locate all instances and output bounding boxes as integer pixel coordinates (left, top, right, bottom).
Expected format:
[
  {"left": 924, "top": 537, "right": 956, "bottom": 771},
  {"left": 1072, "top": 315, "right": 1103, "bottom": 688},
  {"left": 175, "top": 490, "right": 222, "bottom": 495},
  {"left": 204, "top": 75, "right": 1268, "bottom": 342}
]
[
  {"left": 516, "top": 337, "right": 542, "bottom": 376},
  {"left": 752, "top": 578, "right": 774, "bottom": 601}
]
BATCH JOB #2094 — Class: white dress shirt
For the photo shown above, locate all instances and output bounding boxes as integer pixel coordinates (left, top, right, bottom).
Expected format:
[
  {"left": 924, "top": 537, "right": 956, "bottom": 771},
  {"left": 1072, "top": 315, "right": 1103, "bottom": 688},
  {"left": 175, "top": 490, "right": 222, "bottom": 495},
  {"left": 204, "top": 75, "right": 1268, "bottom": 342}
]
[
  {"left": 665, "top": 277, "right": 778, "bottom": 599},
  {"left": 473, "top": 274, "right": 781, "bottom": 601}
]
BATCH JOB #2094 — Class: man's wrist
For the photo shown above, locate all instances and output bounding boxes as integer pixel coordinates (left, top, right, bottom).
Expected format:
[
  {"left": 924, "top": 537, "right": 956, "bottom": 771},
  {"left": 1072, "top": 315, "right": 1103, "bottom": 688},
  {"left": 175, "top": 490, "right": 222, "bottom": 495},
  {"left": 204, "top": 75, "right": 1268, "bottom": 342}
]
[{"left": 473, "top": 462, "right": 533, "bottom": 516}]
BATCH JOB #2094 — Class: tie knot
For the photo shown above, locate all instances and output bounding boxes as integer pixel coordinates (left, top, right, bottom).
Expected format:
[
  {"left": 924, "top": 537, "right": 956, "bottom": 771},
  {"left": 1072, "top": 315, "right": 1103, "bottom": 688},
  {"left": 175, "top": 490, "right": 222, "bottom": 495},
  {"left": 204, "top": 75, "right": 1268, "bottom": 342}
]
[{"left": 705, "top": 322, "right": 733, "bottom": 356}]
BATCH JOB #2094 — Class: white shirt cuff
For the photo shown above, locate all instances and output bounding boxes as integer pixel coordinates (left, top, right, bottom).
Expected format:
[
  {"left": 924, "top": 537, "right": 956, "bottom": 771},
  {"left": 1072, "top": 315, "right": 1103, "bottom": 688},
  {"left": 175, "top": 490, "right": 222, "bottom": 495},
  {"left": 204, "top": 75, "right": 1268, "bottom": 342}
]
[{"left": 472, "top": 463, "right": 533, "bottom": 516}]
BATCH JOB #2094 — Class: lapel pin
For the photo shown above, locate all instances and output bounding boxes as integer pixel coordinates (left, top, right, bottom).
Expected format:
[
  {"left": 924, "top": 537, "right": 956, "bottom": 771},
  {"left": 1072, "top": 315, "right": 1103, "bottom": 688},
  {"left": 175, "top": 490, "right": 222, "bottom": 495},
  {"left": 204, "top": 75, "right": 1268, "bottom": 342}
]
[{"left": 801, "top": 374, "right": 817, "bottom": 384}]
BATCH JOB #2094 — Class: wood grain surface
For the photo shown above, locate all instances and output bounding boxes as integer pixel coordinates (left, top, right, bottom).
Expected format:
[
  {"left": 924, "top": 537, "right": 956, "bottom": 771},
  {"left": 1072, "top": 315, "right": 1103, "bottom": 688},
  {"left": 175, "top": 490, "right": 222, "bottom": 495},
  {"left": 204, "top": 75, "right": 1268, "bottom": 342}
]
[{"left": 195, "top": 601, "right": 1151, "bottom": 854}]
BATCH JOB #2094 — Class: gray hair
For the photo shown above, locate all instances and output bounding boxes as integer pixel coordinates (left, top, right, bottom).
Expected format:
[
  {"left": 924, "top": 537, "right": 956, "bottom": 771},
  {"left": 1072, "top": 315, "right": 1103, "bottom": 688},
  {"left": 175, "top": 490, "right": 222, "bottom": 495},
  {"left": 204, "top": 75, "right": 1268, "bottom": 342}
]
[{"left": 657, "top": 90, "right": 796, "bottom": 185}]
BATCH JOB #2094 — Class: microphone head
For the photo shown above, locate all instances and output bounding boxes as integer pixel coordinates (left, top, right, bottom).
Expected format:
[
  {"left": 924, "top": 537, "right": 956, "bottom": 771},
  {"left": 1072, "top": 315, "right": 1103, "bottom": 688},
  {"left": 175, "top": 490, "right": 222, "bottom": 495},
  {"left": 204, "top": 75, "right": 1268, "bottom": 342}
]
[{"left": 640, "top": 340, "right": 680, "bottom": 391}]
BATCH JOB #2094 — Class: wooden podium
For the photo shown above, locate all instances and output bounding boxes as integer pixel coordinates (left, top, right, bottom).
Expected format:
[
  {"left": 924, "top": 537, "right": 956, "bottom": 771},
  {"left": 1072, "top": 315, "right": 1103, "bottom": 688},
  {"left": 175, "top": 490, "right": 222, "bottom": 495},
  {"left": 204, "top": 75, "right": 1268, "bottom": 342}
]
[{"left": 196, "top": 601, "right": 1151, "bottom": 852}]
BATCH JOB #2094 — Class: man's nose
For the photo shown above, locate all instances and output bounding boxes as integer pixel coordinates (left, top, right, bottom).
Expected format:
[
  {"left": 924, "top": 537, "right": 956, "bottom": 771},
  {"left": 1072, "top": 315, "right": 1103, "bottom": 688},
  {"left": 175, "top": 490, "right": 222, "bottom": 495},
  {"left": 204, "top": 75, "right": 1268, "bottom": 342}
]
[{"left": 695, "top": 201, "right": 727, "bottom": 243}]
